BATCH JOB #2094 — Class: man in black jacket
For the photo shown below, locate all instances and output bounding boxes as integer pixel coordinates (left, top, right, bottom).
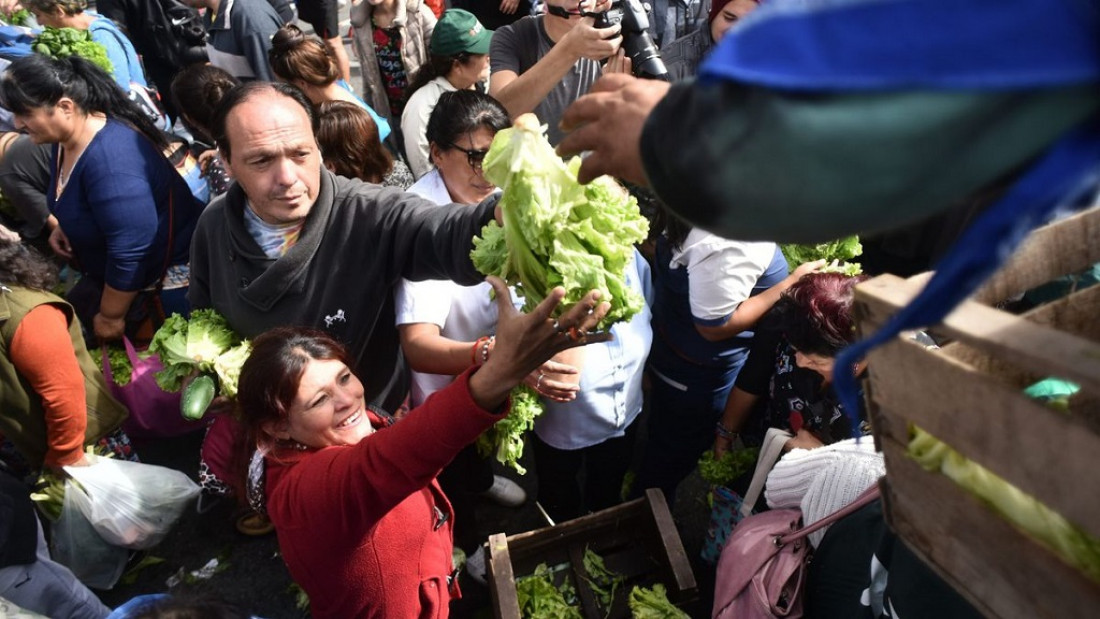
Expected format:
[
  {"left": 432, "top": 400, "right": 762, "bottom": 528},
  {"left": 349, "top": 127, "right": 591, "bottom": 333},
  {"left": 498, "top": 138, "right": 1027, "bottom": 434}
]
[{"left": 189, "top": 82, "right": 496, "bottom": 415}]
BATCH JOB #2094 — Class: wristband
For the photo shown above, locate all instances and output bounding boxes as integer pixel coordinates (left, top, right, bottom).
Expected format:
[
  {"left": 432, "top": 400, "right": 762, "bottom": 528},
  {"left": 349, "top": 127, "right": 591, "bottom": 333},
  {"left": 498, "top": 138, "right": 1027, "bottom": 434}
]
[
  {"left": 715, "top": 422, "right": 738, "bottom": 441},
  {"left": 480, "top": 336, "right": 495, "bottom": 365}
]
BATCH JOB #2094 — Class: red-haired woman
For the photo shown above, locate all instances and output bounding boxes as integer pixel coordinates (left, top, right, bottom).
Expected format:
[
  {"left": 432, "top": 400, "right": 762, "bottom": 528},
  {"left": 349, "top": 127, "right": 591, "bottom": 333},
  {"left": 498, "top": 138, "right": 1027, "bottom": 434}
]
[
  {"left": 235, "top": 280, "right": 609, "bottom": 618},
  {"left": 714, "top": 272, "right": 871, "bottom": 457}
]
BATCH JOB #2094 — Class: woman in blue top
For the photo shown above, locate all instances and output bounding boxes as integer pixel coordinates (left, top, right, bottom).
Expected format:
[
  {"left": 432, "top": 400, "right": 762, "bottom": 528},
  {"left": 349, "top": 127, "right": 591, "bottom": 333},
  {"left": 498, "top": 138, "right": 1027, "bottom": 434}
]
[
  {"left": 1, "top": 54, "right": 204, "bottom": 343},
  {"left": 24, "top": 0, "right": 148, "bottom": 91},
  {"left": 634, "top": 207, "right": 822, "bottom": 505}
]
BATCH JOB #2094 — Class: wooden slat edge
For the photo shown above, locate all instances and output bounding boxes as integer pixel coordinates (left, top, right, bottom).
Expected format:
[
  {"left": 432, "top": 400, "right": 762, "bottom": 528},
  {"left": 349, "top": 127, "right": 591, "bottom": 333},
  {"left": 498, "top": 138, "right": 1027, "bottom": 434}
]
[
  {"left": 857, "top": 276, "right": 1100, "bottom": 396},
  {"left": 974, "top": 206, "right": 1100, "bottom": 304},
  {"left": 866, "top": 338, "right": 1100, "bottom": 538},
  {"left": 644, "top": 488, "right": 697, "bottom": 597},
  {"left": 487, "top": 532, "right": 520, "bottom": 619},
  {"left": 880, "top": 438, "right": 1100, "bottom": 619}
]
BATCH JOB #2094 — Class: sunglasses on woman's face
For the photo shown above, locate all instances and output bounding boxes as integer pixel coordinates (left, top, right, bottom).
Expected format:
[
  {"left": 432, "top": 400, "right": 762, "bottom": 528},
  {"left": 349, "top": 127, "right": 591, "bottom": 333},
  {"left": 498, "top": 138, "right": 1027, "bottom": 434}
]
[{"left": 448, "top": 144, "right": 490, "bottom": 171}]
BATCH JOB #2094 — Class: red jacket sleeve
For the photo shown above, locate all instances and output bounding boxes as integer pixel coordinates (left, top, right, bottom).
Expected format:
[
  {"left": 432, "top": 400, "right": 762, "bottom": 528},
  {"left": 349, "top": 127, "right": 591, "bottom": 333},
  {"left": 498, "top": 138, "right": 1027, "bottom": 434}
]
[{"left": 10, "top": 304, "right": 88, "bottom": 468}]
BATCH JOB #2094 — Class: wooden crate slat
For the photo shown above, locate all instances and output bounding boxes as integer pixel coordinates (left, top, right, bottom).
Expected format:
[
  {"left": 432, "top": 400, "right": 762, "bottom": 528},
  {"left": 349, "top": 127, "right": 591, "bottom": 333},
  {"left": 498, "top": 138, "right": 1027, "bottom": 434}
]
[
  {"left": 867, "top": 338, "right": 1100, "bottom": 537},
  {"left": 974, "top": 206, "right": 1100, "bottom": 304},
  {"left": 643, "top": 488, "right": 697, "bottom": 598},
  {"left": 879, "top": 438, "right": 1100, "bottom": 619},
  {"left": 856, "top": 275, "right": 1100, "bottom": 397},
  {"left": 488, "top": 533, "right": 520, "bottom": 619}
]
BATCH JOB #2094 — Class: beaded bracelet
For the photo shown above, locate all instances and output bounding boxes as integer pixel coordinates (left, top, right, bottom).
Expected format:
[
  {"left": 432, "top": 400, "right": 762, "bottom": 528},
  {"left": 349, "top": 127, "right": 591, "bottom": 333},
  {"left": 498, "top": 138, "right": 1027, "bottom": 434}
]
[
  {"left": 479, "top": 336, "right": 495, "bottom": 364},
  {"left": 471, "top": 336, "right": 490, "bottom": 366},
  {"left": 714, "top": 422, "right": 738, "bottom": 441}
]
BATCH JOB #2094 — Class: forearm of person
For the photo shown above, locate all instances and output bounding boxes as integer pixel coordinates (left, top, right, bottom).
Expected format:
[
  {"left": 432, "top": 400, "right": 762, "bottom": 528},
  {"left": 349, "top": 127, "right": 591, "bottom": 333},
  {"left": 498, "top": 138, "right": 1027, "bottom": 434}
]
[
  {"left": 696, "top": 275, "right": 796, "bottom": 341},
  {"left": 393, "top": 192, "right": 495, "bottom": 284},
  {"left": 400, "top": 324, "right": 480, "bottom": 375},
  {"left": 99, "top": 284, "right": 138, "bottom": 321},
  {"left": 11, "top": 305, "right": 88, "bottom": 468},
  {"left": 490, "top": 45, "right": 582, "bottom": 117},
  {"left": 719, "top": 385, "right": 758, "bottom": 434},
  {"left": 640, "top": 81, "right": 1100, "bottom": 243}
]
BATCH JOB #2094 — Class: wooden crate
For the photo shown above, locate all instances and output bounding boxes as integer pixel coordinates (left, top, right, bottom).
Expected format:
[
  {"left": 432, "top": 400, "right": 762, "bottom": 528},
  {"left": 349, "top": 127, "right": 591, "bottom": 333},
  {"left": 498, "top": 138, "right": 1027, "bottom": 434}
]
[
  {"left": 487, "top": 489, "right": 696, "bottom": 619},
  {"left": 854, "top": 206, "right": 1100, "bottom": 619}
]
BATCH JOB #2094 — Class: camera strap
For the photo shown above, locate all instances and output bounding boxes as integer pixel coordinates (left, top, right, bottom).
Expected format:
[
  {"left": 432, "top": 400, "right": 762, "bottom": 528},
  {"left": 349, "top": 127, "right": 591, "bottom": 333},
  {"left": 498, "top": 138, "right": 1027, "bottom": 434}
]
[{"left": 546, "top": 4, "right": 599, "bottom": 19}]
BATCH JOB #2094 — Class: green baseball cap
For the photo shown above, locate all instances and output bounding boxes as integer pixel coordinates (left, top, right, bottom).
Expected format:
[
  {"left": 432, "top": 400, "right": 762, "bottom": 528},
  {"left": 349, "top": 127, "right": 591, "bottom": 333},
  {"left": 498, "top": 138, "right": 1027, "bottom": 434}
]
[{"left": 431, "top": 9, "right": 493, "bottom": 57}]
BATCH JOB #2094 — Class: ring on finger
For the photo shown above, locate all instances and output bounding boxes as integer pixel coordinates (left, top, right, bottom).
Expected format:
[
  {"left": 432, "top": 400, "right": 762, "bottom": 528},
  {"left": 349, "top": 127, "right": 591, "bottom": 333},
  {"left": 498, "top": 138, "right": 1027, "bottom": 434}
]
[
  {"left": 536, "top": 372, "right": 545, "bottom": 390},
  {"left": 551, "top": 319, "right": 562, "bottom": 333},
  {"left": 568, "top": 327, "right": 586, "bottom": 342}
]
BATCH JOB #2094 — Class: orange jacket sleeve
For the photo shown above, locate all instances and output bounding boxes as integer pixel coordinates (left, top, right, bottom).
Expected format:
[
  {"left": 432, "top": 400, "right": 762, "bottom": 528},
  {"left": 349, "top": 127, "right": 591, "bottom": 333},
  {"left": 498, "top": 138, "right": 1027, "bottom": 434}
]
[{"left": 10, "top": 304, "right": 87, "bottom": 468}]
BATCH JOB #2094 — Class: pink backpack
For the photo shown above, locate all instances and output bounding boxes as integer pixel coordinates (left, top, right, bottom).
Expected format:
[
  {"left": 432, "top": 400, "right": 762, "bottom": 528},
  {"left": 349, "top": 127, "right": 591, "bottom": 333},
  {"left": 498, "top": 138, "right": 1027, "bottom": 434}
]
[{"left": 712, "top": 485, "right": 881, "bottom": 618}]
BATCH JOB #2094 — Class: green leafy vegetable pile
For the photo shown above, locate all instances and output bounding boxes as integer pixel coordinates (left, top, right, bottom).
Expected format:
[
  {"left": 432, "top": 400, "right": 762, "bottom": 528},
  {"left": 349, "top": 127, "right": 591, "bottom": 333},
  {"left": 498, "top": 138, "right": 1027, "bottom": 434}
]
[
  {"left": 628, "top": 584, "right": 690, "bottom": 618},
  {"left": 908, "top": 426, "right": 1100, "bottom": 582},
  {"left": 472, "top": 113, "right": 649, "bottom": 329},
  {"left": 3, "top": 8, "right": 31, "bottom": 26},
  {"left": 148, "top": 310, "right": 251, "bottom": 419},
  {"left": 104, "top": 343, "right": 145, "bottom": 387},
  {"left": 34, "top": 27, "right": 113, "bottom": 75},
  {"left": 516, "top": 563, "right": 582, "bottom": 619},
  {"left": 697, "top": 447, "right": 760, "bottom": 488},
  {"left": 780, "top": 236, "right": 863, "bottom": 276},
  {"left": 476, "top": 385, "right": 541, "bottom": 474}
]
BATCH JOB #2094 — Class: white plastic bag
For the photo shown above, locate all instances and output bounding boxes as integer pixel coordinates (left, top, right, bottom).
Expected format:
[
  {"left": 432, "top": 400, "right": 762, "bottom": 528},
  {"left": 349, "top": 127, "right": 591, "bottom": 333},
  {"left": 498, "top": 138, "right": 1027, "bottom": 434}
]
[
  {"left": 49, "top": 481, "right": 129, "bottom": 590},
  {"left": 64, "top": 455, "right": 200, "bottom": 550}
]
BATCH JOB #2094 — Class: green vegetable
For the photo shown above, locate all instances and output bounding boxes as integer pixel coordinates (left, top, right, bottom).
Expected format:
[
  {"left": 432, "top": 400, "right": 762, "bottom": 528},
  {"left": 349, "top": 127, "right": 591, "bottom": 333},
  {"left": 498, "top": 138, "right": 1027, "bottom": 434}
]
[
  {"left": 182, "top": 374, "right": 217, "bottom": 420},
  {"left": 628, "top": 584, "right": 689, "bottom": 618},
  {"left": 780, "top": 236, "right": 863, "bottom": 276},
  {"left": 33, "top": 27, "right": 113, "bottom": 75},
  {"left": 582, "top": 547, "right": 623, "bottom": 617},
  {"left": 697, "top": 447, "right": 760, "bottom": 488},
  {"left": 475, "top": 385, "right": 543, "bottom": 474},
  {"left": 4, "top": 9, "right": 31, "bottom": 26},
  {"left": 105, "top": 344, "right": 136, "bottom": 386},
  {"left": 30, "top": 471, "right": 66, "bottom": 522},
  {"left": 516, "top": 563, "right": 582, "bottom": 619},
  {"left": 472, "top": 114, "right": 649, "bottom": 330},
  {"left": 149, "top": 309, "right": 243, "bottom": 393},
  {"left": 908, "top": 426, "right": 1100, "bottom": 582},
  {"left": 212, "top": 341, "right": 252, "bottom": 399}
]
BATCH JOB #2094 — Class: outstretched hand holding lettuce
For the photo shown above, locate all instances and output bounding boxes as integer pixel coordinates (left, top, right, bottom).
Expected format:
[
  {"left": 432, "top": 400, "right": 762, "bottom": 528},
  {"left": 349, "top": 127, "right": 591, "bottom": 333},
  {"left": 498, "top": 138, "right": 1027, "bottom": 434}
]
[{"left": 470, "top": 114, "right": 649, "bottom": 472}]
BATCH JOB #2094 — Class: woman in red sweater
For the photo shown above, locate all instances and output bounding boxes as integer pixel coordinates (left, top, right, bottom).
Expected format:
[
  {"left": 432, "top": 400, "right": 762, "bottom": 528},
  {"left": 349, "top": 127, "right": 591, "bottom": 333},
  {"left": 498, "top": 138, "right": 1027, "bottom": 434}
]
[{"left": 236, "top": 277, "right": 609, "bottom": 618}]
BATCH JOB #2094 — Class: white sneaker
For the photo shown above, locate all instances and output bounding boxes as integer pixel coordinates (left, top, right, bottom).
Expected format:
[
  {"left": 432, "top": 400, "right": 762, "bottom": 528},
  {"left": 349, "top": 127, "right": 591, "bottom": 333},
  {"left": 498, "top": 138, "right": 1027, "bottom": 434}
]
[
  {"left": 480, "top": 475, "right": 527, "bottom": 507},
  {"left": 466, "top": 546, "right": 488, "bottom": 586}
]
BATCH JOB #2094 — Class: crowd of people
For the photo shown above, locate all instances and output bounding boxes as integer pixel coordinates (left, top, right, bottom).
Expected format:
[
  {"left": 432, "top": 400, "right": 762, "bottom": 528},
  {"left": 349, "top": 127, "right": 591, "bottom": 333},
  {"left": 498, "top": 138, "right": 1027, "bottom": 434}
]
[{"left": 0, "top": 0, "right": 1095, "bottom": 616}]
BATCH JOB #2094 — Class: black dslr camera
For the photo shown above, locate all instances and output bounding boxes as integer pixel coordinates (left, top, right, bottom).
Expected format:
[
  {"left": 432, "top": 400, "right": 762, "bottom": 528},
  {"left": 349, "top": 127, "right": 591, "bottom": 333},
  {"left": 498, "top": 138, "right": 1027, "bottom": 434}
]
[
  {"left": 594, "top": 0, "right": 670, "bottom": 81},
  {"left": 549, "top": 0, "right": 670, "bottom": 81}
]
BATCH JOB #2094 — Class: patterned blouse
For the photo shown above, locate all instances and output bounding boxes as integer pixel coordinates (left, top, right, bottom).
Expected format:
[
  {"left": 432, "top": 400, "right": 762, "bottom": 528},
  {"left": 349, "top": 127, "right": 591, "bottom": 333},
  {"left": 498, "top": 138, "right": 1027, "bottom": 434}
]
[{"left": 372, "top": 24, "right": 409, "bottom": 118}]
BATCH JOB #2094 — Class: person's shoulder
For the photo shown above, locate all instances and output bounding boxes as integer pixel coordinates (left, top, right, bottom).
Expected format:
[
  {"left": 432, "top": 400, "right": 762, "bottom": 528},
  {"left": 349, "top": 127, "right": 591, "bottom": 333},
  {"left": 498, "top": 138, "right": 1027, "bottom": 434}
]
[{"left": 496, "top": 14, "right": 539, "bottom": 39}]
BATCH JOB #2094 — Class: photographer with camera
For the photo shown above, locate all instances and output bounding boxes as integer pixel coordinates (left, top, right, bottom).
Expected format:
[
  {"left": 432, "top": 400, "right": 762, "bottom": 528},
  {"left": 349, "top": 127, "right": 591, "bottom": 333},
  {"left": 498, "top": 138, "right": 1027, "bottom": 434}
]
[{"left": 489, "top": 0, "right": 627, "bottom": 145}]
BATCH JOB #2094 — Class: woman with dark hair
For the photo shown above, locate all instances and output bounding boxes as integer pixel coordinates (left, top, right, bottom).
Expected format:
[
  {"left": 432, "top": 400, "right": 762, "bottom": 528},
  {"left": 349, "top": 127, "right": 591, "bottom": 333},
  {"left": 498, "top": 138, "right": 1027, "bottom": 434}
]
[
  {"left": 1, "top": 54, "right": 205, "bottom": 343},
  {"left": 24, "top": 0, "right": 150, "bottom": 91},
  {"left": 714, "top": 272, "right": 872, "bottom": 457},
  {"left": 393, "top": 89, "right": 517, "bottom": 583},
  {"left": 316, "top": 100, "right": 414, "bottom": 188},
  {"left": 169, "top": 64, "right": 240, "bottom": 198},
  {"left": 633, "top": 208, "right": 823, "bottom": 505},
  {"left": 267, "top": 24, "right": 392, "bottom": 143},
  {"left": 0, "top": 224, "right": 132, "bottom": 480},
  {"left": 401, "top": 9, "right": 493, "bottom": 178},
  {"left": 420, "top": 89, "right": 509, "bottom": 204},
  {"left": 237, "top": 281, "right": 610, "bottom": 618}
]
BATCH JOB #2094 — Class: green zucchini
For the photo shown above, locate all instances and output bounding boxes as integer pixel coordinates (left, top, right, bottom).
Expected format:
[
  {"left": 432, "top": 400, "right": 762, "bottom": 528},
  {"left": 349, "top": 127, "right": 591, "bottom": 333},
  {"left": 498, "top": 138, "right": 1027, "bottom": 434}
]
[{"left": 182, "top": 374, "right": 217, "bottom": 420}]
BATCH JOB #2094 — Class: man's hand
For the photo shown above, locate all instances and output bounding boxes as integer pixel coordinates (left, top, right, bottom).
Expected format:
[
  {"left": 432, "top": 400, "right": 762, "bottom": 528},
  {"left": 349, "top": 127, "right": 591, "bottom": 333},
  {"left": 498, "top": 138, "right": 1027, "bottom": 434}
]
[
  {"left": 499, "top": 0, "right": 519, "bottom": 14},
  {"left": 93, "top": 312, "right": 126, "bottom": 342},
  {"left": 557, "top": 74, "right": 670, "bottom": 184},
  {"left": 48, "top": 224, "right": 74, "bottom": 259},
  {"left": 562, "top": 16, "right": 622, "bottom": 62}
]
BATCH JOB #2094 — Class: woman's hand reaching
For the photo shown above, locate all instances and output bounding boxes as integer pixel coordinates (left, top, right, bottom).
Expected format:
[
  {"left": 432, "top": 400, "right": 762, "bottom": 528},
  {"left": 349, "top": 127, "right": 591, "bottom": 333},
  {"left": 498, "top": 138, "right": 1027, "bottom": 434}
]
[{"left": 469, "top": 276, "right": 610, "bottom": 411}]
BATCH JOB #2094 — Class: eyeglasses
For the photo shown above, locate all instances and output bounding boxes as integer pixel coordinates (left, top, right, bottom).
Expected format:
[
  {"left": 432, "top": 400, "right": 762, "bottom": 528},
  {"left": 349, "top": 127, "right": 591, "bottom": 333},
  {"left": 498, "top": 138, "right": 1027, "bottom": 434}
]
[{"left": 447, "top": 143, "right": 489, "bottom": 171}]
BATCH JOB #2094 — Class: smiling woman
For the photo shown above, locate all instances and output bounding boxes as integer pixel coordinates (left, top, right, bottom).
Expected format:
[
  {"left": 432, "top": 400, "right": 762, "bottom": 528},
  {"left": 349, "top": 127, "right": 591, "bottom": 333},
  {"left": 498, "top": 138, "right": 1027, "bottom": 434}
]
[{"left": 235, "top": 279, "right": 611, "bottom": 618}]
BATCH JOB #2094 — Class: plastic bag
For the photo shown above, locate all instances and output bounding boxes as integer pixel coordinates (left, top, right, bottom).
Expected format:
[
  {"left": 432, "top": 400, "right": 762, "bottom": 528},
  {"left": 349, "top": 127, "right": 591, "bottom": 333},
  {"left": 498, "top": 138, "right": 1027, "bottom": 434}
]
[
  {"left": 64, "top": 455, "right": 200, "bottom": 549},
  {"left": 50, "top": 481, "right": 129, "bottom": 590},
  {"left": 103, "top": 337, "right": 205, "bottom": 439}
]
